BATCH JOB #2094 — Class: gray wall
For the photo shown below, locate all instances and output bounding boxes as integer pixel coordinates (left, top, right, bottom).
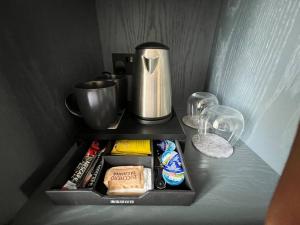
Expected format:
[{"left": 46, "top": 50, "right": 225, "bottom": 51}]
[
  {"left": 96, "top": 0, "right": 221, "bottom": 107},
  {"left": 207, "top": 0, "right": 300, "bottom": 174},
  {"left": 0, "top": 0, "right": 103, "bottom": 224}
]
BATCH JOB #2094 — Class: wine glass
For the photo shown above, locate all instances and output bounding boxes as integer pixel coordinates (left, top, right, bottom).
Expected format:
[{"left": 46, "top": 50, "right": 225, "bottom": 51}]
[
  {"left": 182, "top": 92, "right": 219, "bottom": 129},
  {"left": 192, "top": 105, "right": 244, "bottom": 158}
]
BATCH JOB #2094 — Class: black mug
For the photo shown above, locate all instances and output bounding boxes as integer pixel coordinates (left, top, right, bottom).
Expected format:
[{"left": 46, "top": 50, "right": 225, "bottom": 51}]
[
  {"left": 65, "top": 80, "right": 117, "bottom": 130},
  {"left": 95, "top": 72, "right": 127, "bottom": 111}
]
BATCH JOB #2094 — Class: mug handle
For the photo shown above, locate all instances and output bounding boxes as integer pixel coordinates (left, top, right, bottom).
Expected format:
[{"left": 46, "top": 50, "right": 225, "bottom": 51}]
[
  {"left": 102, "top": 71, "right": 112, "bottom": 78},
  {"left": 65, "top": 93, "right": 82, "bottom": 117}
]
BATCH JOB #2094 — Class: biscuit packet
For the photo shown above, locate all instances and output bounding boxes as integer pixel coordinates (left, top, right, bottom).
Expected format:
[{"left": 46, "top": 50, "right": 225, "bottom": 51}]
[{"left": 103, "top": 166, "right": 152, "bottom": 196}]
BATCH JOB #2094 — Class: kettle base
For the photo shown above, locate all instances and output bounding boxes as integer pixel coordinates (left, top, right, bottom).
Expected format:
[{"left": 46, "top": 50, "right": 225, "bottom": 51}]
[{"left": 135, "top": 113, "right": 172, "bottom": 125}]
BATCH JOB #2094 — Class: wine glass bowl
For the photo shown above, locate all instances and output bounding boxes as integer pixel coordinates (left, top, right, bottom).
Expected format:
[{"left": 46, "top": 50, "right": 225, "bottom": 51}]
[
  {"left": 199, "top": 105, "right": 244, "bottom": 146},
  {"left": 182, "top": 92, "right": 219, "bottom": 129},
  {"left": 192, "top": 105, "right": 244, "bottom": 158}
]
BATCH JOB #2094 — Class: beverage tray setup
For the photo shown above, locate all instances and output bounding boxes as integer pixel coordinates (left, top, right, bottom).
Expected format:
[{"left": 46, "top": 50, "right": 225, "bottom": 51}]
[
  {"left": 45, "top": 111, "right": 196, "bottom": 206},
  {"left": 52, "top": 42, "right": 196, "bottom": 205}
]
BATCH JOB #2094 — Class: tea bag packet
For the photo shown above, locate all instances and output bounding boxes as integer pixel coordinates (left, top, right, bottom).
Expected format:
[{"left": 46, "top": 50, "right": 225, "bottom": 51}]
[
  {"left": 111, "top": 140, "right": 151, "bottom": 155},
  {"left": 104, "top": 166, "right": 152, "bottom": 196}
]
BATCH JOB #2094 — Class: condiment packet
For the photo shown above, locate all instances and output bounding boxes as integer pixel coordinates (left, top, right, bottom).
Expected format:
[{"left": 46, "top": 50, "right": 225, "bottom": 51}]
[
  {"left": 111, "top": 140, "right": 151, "bottom": 155},
  {"left": 156, "top": 140, "right": 176, "bottom": 152}
]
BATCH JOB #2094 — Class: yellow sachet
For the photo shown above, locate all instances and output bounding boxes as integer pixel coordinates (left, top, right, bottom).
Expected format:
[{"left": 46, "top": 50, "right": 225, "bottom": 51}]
[{"left": 111, "top": 140, "right": 151, "bottom": 155}]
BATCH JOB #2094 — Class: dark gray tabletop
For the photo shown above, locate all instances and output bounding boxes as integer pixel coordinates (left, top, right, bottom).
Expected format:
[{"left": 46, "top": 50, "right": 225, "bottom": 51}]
[{"left": 12, "top": 110, "right": 279, "bottom": 225}]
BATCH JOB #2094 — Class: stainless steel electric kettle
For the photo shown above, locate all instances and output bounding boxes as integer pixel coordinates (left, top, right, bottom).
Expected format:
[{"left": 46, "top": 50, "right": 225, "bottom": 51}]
[{"left": 133, "top": 42, "right": 172, "bottom": 124}]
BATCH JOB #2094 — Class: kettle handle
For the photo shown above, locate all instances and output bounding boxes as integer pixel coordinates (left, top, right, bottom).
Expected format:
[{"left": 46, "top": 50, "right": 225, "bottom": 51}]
[{"left": 65, "top": 93, "right": 82, "bottom": 117}]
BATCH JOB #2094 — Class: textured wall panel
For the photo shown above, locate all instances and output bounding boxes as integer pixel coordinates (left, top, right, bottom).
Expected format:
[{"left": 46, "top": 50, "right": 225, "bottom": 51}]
[
  {"left": 208, "top": 0, "right": 300, "bottom": 173},
  {"left": 96, "top": 0, "right": 221, "bottom": 106},
  {"left": 0, "top": 0, "right": 103, "bottom": 224}
]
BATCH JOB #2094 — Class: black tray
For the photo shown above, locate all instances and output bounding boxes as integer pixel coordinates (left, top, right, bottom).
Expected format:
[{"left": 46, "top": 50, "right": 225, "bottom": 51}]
[
  {"left": 78, "top": 110, "right": 186, "bottom": 141},
  {"left": 46, "top": 140, "right": 195, "bottom": 205}
]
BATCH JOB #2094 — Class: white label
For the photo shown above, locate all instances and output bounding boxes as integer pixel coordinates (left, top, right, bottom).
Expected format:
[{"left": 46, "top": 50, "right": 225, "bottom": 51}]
[{"left": 110, "top": 200, "right": 135, "bottom": 204}]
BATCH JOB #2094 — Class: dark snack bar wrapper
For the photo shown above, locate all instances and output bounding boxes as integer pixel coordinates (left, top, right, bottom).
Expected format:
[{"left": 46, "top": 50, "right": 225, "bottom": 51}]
[
  {"left": 86, "top": 156, "right": 103, "bottom": 188},
  {"left": 62, "top": 140, "right": 101, "bottom": 190},
  {"left": 81, "top": 148, "right": 105, "bottom": 188}
]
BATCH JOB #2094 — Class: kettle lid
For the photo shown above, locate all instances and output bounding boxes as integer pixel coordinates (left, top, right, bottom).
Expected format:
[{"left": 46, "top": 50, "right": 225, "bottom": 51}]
[{"left": 135, "top": 42, "right": 169, "bottom": 50}]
